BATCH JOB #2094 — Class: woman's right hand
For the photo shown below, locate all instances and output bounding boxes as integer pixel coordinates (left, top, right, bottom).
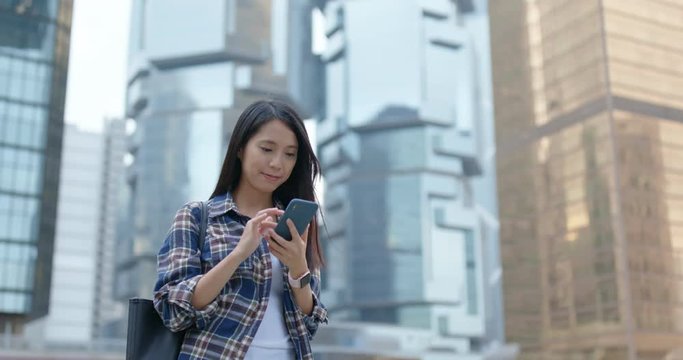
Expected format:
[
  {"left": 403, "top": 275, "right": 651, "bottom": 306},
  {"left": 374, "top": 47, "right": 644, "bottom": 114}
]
[
  {"left": 234, "top": 208, "right": 283, "bottom": 261},
  {"left": 192, "top": 207, "right": 283, "bottom": 310}
]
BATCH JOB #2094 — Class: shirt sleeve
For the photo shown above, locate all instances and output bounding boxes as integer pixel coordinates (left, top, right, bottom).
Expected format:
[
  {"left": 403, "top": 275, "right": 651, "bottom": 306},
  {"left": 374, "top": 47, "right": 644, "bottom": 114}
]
[
  {"left": 152, "top": 202, "right": 218, "bottom": 332},
  {"left": 296, "top": 269, "right": 329, "bottom": 340}
]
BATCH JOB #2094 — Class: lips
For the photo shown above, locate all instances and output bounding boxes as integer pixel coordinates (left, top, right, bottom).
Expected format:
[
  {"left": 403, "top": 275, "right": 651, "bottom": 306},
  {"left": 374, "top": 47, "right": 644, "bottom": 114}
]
[{"left": 262, "top": 173, "right": 282, "bottom": 182}]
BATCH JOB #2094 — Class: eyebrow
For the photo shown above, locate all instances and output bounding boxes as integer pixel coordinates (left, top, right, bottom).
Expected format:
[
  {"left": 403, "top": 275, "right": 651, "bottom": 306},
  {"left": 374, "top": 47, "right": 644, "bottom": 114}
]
[{"left": 258, "top": 140, "right": 298, "bottom": 149}]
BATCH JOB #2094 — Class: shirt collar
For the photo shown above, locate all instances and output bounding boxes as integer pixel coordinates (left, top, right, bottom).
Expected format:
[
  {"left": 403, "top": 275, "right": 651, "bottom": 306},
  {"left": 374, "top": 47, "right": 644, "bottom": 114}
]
[
  {"left": 208, "top": 192, "right": 285, "bottom": 219},
  {"left": 207, "top": 192, "right": 238, "bottom": 218}
]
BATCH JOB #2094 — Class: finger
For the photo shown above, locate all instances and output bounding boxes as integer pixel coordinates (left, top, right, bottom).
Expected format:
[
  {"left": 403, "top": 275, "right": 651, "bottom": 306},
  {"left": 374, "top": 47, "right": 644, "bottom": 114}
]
[
  {"left": 255, "top": 208, "right": 276, "bottom": 216},
  {"left": 258, "top": 222, "right": 278, "bottom": 237},
  {"left": 249, "top": 212, "right": 270, "bottom": 228},
  {"left": 286, "top": 219, "right": 302, "bottom": 241},
  {"left": 301, "top": 225, "right": 310, "bottom": 243},
  {"left": 262, "top": 226, "right": 277, "bottom": 235},
  {"left": 251, "top": 210, "right": 282, "bottom": 226},
  {"left": 267, "top": 235, "right": 288, "bottom": 254},
  {"left": 261, "top": 220, "right": 278, "bottom": 228},
  {"left": 258, "top": 221, "right": 278, "bottom": 236},
  {"left": 256, "top": 208, "right": 285, "bottom": 218},
  {"left": 268, "top": 228, "right": 290, "bottom": 244},
  {"left": 269, "top": 246, "right": 285, "bottom": 261}
]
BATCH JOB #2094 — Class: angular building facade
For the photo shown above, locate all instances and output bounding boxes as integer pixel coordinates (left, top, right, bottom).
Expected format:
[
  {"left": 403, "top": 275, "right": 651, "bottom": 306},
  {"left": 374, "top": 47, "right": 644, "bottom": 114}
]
[
  {"left": 0, "top": 0, "right": 72, "bottom": 332},
  {"left": 116, "top": 0, "right": 321, "bottom": 308},
  {"left": 489, "top": 0, "right": 683, "bottom": 358},
  {"left": 318, "top": 0, "right": 506, "bottom": 356}
]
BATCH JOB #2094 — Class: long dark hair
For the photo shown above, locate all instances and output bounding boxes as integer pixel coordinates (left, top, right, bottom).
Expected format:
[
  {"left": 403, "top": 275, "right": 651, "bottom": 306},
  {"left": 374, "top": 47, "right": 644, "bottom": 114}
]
[{"left": 211, "top": 100, "right": 324, "bottom": 270}]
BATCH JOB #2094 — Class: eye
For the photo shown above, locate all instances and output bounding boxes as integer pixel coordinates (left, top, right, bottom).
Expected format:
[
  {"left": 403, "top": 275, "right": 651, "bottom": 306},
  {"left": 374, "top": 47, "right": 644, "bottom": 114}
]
[
  {"left": 286, "top": 153, "right": 296, "bottom": 158},
  {"left": 260, "top": 147, "right": 273, "bottom": 153}
]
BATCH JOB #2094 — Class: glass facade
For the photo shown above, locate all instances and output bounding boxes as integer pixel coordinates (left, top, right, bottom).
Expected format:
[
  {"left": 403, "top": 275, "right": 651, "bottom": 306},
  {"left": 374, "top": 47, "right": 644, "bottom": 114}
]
[
  {"left": 319, "top": 0, "right": 505, "bottom": 353},
  {"left": 0, "top": 0, "right": 72, "bottom": 328},
  {"left": 490, "top": 0, "right": 683, "bottom": 358},
  {"left": 115, "top": 1, "right": 321, "bottom": 332}
]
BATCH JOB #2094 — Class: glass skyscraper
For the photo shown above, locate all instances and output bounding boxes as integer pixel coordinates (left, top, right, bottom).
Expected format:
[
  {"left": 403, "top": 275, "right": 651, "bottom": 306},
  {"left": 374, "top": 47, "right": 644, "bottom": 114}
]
[
  {"left": 318, "top": 0, "right": 506, "bottom": 356},
  {"left": 115, "top": 0, "right": 320, "bottom": 313},
  {"left": 0, "top": 0, "right": 72, "bottom": 332},
  {"left": 490, "top": 0, "right": 683, "bottom": 358}
]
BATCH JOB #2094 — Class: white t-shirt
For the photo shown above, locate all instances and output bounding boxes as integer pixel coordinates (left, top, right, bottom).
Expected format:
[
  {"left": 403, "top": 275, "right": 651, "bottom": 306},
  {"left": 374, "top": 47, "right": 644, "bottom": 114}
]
[{"left": 244, "top": 254, "right": 295, "bottom": 359}]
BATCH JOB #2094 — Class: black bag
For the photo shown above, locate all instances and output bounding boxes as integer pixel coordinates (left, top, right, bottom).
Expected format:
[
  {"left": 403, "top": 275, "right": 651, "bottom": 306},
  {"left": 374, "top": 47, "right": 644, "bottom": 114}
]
[{"left": 126, "top": 201, "right": 208, "bottom": 360}]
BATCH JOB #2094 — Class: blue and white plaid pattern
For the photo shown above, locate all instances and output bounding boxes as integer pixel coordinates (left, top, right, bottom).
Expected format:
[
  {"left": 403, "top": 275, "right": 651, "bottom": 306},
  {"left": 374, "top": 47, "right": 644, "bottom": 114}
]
[{"left": 153, "top": 193, "right": 328, "bottom": 360}]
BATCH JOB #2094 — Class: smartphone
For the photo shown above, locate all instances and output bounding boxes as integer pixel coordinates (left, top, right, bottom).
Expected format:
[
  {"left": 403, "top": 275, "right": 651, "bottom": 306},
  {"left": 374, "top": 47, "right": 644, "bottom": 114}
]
[{"left": 274, "top": 199, "right": 319, "bottom": 241}]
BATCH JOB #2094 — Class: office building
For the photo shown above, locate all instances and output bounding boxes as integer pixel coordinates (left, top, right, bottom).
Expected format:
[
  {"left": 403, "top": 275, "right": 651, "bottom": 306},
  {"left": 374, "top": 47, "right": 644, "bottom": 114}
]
[
  {"left": 489, "top": 0, "right": 683, "bottom": 358},
  {"left": 0, "top": 0, "right": 73, "bottom": 333},
  {"left": 24, "top": 125, "right": 102, "bottom": 343},
  {"left": 318, "top": 0, "right": 507, "bottom": 356},
  {"left": 94, "top": 118, "right": 127, "bottom": 338}
]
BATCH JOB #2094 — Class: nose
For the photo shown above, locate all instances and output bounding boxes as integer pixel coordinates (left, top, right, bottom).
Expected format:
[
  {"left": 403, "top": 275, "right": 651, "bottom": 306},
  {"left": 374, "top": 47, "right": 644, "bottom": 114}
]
[{"left": 269, "top": 154, "right": 283, "bottom": 170}]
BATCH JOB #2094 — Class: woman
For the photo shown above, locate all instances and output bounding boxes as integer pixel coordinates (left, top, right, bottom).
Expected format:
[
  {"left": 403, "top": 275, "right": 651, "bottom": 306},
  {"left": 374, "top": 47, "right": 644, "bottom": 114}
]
[{"left": 153, "top": 100, "right": 328, "bottom": 359}]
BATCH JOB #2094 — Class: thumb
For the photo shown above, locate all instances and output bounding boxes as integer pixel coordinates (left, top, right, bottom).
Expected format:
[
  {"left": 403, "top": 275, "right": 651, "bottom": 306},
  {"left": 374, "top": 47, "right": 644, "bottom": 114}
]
[{"left": 301, "top": 225, "right": 310, "bottom": 242}]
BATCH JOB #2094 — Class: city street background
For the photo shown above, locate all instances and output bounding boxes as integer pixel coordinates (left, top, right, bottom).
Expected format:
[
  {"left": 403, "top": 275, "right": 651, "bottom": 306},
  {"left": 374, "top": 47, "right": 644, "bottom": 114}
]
[{"left": 1, "top": 0, "right": 682, "bottom": 359}]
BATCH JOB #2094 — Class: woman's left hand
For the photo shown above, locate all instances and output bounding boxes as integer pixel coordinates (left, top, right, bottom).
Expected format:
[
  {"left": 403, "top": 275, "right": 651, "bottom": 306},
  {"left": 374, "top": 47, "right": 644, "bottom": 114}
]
[{"left": 267, "top": 219, "right": 309, "bottom": 278}]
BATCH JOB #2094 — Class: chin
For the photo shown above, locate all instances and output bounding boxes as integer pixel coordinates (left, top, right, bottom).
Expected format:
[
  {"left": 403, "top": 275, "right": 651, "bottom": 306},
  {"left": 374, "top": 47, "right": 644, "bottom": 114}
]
[{"left": 256, "top": 182, "right": 280, "bottom": 194}]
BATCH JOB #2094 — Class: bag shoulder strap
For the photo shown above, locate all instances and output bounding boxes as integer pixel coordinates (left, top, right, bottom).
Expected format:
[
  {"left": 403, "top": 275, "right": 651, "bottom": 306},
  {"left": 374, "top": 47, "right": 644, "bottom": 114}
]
[{"left": 197, "top": 201, "right": 208, "bottom": 251}]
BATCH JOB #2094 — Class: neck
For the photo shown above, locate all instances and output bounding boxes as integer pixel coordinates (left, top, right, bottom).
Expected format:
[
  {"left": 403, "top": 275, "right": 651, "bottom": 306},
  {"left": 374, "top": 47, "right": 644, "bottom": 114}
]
[{"left": 233, "top": 182, "right": 273, "bottom": 218}]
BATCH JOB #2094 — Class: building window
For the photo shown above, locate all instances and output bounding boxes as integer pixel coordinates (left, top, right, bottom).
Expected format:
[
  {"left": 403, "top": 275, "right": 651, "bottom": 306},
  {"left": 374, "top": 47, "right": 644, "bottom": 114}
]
[
  {"left": 464, "top": 229, "right": 477, "bottom": 315},
  {"left": 438, "top": 315, "right": 449, "bottom": 335}
]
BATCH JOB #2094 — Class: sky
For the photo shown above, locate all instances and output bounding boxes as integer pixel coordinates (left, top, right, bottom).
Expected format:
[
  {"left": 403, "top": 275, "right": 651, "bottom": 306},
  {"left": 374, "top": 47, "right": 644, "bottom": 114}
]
[
  {"left": 64, "top": 0, "right": 132, "bottom": 133},
  {"left": 62, "top": 0, "right": 323, "bottom": 153},
  {"left": 63, "top": 0, "right": 325, "bottom": 197}
]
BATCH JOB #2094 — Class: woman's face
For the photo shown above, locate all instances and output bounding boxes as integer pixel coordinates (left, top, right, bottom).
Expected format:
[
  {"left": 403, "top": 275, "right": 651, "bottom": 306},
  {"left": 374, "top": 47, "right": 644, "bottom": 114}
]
[{"left": 239, "top": 119, "right": 299, "bottom": 194}]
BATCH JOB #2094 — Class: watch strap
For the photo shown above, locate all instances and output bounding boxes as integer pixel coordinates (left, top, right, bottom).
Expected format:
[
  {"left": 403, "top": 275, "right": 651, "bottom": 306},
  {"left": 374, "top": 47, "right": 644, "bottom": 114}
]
[{"left": 288, "top": 270, "right": 311, "bottom": 288}]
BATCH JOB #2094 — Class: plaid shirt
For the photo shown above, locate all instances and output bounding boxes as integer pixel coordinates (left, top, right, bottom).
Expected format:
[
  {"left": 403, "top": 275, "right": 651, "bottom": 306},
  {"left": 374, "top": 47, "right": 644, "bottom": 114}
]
[{"left": 153, "top": 193, "right": 328, "bottom": 360}]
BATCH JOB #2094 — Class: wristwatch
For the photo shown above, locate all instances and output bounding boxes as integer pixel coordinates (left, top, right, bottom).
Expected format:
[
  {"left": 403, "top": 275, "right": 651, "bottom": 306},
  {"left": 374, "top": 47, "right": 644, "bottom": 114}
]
[{"left": 288, "top": 270, "right": 312, "bottom": 288}]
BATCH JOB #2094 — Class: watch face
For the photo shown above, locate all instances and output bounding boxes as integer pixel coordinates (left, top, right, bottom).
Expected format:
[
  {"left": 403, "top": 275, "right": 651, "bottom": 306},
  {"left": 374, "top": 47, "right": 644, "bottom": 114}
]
[{"left": 301, "top": 272, "right": 312, "bottom": 287}]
